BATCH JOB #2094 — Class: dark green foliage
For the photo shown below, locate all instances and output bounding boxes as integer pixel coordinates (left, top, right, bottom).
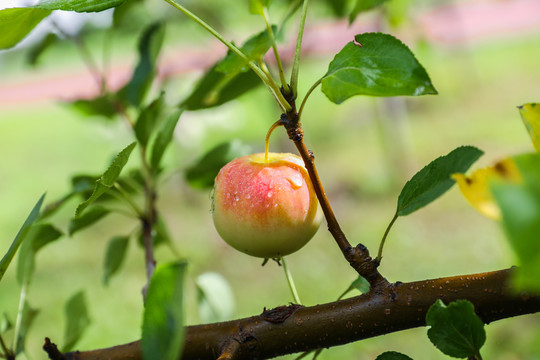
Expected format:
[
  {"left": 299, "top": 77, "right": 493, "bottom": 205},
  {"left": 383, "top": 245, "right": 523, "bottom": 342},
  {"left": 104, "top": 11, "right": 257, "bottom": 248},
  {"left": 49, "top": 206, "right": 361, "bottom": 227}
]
[
  {"left": 181, "top": 64, "right": 262, "bottom": 110},
  {"left": 119, "top": 22, "right": 165, "bottom": 107},
  {"left": 142, "top": 261, "right": 187, "bottom": 360},
  {"left": 16, "top": 223, "right": 63, "bottom": 284},
  {"left": 249, "top": 0, "right": 272, "bottom": 15},
  {"left": 0, "top": 8, "right": 52, "bottom": 49},
  {"left": 181, "top": 27, "right": 277, "bottom": 110},
  {"left": 492, "top": 153, "right": 540, "bottom": 290},
  {"left": 215, "top": 26, "right": 277, "bottom": 74},
  {"left": 35, "top": 0, "right": 126, "bottom": 12},
  {"left": 103, "top": 236, "right": 130, "bottom": 285},
  {"left": 69, "top": 206, "right": 111, "bottom": 236},
  {"left": 337, "top": 275, "right": 370, "bottom": 300},
  {"left": 185, "top": 140, "right": 251, "bottom": 189},
  {"left": 150, "top": 109, "right": 183, "bottom": 171},
  {"left": 349, "top": 0, "right": 390, "bottom": 23},
  {"left": 135, "top": 94, "right": 165, "bottom": 147},
  {"left": 0, "top": 194, "right": 46, "bottom": 281},
  {"left": 71, "top": 95, "right": 118, "bottom": 120},
  {"left": 426, "top": 300, "right": 485, "bottom": 358},
  {"left": 376, "top": 351, "right": 414, "bottom": 360},
  {"left": 323, "top": 0, "right": 349, "bottom": 17},
  {"left": 322, "top": 33, "right": 437, "bottom": 103},
  {"left": 63, "top": 291, "right": 90, "bottom": 352},
  {"left": 76, "top": 143, "right": 137, "bottom": 216},
  {"left": 397, "top": 146, "right": 483, "bottom": 216}
]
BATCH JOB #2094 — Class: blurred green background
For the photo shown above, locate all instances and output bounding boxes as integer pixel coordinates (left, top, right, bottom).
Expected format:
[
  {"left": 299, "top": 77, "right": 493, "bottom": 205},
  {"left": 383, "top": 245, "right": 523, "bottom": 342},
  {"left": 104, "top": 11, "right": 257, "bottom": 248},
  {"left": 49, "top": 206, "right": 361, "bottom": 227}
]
[{"left": 1, "top": 0, "right": 540, "bottom": 359}]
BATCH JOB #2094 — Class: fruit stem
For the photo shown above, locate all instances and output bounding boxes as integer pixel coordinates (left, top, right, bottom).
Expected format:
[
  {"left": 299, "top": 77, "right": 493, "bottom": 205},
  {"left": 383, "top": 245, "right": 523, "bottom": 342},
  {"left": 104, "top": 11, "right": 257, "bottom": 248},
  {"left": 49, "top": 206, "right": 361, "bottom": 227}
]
[
  {"left": 265, "top": 118, "right": 285, "bottom": 162},
  {"left": 281, "top": 257, "right": 302, "bottom": 305}
]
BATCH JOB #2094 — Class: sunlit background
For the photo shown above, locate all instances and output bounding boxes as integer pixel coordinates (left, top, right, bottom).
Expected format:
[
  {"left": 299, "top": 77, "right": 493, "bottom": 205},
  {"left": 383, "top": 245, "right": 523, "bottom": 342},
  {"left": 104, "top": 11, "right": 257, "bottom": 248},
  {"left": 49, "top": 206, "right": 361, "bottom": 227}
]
[{"left": 1, "top": 0, "right": 540, "bottom": 358}]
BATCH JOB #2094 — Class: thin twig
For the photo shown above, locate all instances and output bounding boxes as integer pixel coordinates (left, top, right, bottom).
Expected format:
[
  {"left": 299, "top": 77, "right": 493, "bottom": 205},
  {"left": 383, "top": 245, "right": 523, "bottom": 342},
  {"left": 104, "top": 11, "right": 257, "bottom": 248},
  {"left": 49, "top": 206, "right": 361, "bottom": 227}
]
[
  {"left": 51, "top": 21, "right": 105, "bottom": 93},
  {"left": 217, "top": 339, "right": 241, "bottom": 360}
]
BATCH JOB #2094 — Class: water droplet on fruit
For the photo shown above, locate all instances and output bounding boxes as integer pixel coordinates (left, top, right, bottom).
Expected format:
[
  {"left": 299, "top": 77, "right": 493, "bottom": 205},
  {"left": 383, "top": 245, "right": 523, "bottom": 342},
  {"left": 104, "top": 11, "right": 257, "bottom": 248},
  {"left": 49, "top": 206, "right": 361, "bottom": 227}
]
[
  {"left": 234, "top": 195, "right": 240, "bottom": 202},
  {"left": 286, "top": 173, "right": 303, "bottom": 189},
  {"left": 267, "top": 191, "right": 272, "bottom": 198},
  {"left": 246, "top": 194, "right": 251, "bottom": 199}
]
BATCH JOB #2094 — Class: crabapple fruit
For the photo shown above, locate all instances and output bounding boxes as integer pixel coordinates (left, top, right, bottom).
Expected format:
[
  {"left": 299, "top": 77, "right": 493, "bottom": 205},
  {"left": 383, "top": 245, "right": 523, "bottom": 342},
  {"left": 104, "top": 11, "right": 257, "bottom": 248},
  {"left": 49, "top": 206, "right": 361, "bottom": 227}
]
[{"left": 211, "top": 152, "right": 322, "bottom": 258}]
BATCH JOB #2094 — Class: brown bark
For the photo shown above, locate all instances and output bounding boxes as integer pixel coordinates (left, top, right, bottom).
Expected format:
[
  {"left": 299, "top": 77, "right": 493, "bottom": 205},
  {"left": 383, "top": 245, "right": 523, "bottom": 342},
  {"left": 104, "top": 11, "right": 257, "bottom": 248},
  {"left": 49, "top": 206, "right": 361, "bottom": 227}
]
[{"left": 54, "top": 268, "right": 540, "bottom": 360}]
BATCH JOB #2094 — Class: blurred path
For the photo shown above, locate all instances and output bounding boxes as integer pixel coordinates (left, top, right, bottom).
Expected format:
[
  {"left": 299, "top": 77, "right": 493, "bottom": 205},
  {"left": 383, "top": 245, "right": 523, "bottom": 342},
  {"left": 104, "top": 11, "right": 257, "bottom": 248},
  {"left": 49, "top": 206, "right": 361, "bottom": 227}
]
[{"left": 1, "top": 0, "right": 539, "bottom": 107}]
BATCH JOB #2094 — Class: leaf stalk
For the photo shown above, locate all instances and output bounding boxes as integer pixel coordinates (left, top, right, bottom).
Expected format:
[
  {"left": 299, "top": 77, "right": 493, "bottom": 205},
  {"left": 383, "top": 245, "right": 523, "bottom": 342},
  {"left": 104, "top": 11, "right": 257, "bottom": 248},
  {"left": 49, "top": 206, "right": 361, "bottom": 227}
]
[
  {"left": 376, "top": 211, "right": 398, "bottom": 264},
  {"left": 290, "top": 0, "right": 310, "bottom": 97}
]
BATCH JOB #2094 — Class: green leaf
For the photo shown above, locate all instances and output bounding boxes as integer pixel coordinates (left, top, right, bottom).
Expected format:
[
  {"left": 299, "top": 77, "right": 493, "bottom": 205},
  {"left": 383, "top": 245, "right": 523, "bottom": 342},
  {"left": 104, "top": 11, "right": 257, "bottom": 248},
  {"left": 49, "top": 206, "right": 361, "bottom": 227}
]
[
  {"left": 397, "top": 146, "right": 483, "bottom": 216},
  {"left": 103, "top": 235, "right": 130, "bottom": 286},
  {"left": 120, "top": 22, "right": 165, "bottom": 107},
  {"left": 142, "top": 261, "right": 187, "bottom": 360},
  {"left": 185, "top": 140, "right": 251, "bottom": 189},
  {"left": 0, "top": 8, "right": 52, "bottom": 50},
  {"left": 135, "top": 94, "right": 165, "bottom": 146},
  {"left": 76, "top": 142, "right": 136, "bottom": 216},
  {"left": 69, "top": 206, "right": 111, "bottom": 236},
  {"left": 27, "top": 32, "right": 58, "bottom": 66},
  {"left": 100, "top": 143, "right": 137, "bottom": 186},
  {"left": 375, "top": 351, "right": 414, "bottom": 360},
  {"left": 323, "top": 0, "right": 349, "bottom": 17},
  {"left": 249, "top": 0, "right": 271, "bottom": 15},
  {"left": 321, "top": 33, "right": 437, "bottom": 103},
  {"left": 196, "top": 272, "right": 235, "bottom": 323},
  {"left": 181, "top": 64, "right": 262, "bottom": 110},
  {"left": 349, "top": 0, "right": 390, "bottom": 22},
  {"left": 215, "top": 26, "right": 276, "bottom": 74},
  {"left": 150, "top": 109, "right": 183, "bottom": 171},
  {"left": 491, "top": 153, "right": 540, "bottom": 290},
  {"left": 70, "top": 94, "right": 118, "bottom": 119},
  {"left": 63, "top": 291, "right": 90, "bottom": 352},
  {"left": 113, "top": 0, "right": 143, "bottom": 28},
  {"left": 1, "top": 313, "right": 13, "bottom": 334},
  {"left": 16, "top": 223, "right": 62, "bottom": 285},
  {"left": 35, "top": 0, "right": 125, "bottom": 12},
  {"left": 0, "top": 193, "right": 45, "bottom": 282},
  {"left": 337, "top": 275, "right": 370, "bottom": 300},
  {"left": 426, "top": 299, "right": 485, "bottom": 358},
  {"left": 384, "top": 0, "right": 412, "bottom": 28}
]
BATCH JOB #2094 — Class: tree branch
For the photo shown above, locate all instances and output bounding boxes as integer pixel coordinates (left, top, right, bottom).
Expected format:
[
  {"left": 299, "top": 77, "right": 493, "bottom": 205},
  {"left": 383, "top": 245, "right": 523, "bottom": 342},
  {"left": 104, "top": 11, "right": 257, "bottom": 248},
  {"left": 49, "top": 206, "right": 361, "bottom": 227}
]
[{"left": 50, "top": 268, "right": 540, "bottom": 360}]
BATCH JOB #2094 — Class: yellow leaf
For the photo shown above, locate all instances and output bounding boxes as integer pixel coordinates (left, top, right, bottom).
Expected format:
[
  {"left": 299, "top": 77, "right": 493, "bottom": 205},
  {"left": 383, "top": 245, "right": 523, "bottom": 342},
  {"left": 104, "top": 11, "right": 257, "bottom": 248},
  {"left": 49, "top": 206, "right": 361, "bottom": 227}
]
[
  {"left": 518, "top": 103, "right": 540, "bottom": 152},
  {"left": 452, "top": 158, "right": 522, "bottom": 220}
]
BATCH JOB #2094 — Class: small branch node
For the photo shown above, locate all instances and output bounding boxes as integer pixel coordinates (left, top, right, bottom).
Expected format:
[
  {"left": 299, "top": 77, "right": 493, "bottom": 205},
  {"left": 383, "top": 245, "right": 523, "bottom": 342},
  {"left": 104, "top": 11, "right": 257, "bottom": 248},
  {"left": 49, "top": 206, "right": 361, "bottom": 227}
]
[
  {"left": 261, "top": 304, "right": 304, "bottom": 324},
  {"left": 43, "top": 338, "right": 66, "bottom": 360}
]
